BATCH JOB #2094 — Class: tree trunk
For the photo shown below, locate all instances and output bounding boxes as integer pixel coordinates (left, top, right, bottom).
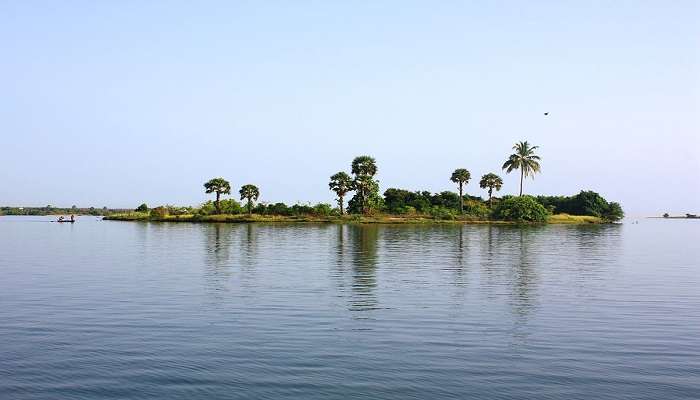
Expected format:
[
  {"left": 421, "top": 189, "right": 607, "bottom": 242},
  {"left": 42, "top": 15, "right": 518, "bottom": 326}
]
[
  {"left": 489, "top": 188, "right": 493, "bottom": 207},
  {"left": 339, "top": 194, "right": 344, "bottom": 215},
  {"left": 459, "top": 182, "right": 464, "bottom": 214},
  {"left": 519, "top": 169, "right": 524, "bottom": 196},
  {"left": 215, "top": 192, "right": 221, "bottom": 214},
  {"left": 247, "top": 199, "right": 252, "bottom": 215}
]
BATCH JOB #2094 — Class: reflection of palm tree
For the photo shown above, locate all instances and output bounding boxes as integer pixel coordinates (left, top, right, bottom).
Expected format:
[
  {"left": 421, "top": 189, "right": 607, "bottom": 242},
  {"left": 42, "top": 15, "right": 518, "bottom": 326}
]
[
  {"left": 348, "top": 225, "right": 379, "bottom": 311},
  {"left": 202, "top": 223, "right": 235, "bottom": 297},
  {"left": 508, "top": 226, "right": 545, "bottom": 335},
  {"left": 240, "top": 223, "right": 257, "bottom": 267}
]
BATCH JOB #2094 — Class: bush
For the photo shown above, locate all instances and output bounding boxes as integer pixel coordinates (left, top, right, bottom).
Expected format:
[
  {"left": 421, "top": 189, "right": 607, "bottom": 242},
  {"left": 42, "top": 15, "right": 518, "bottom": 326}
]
[
  {"left": 291, "top": 203, "right": 314, "bottom": 216},
  {"left": 219, "top": 199, "right": 243, "bottom": 214},
  {"left": 429, "top": 206, "right": 457, "bottom": 220},
  {"left": 150, "top": 206, "right": 169, "bottom": 219},
  {"left": 601, "top": 202, "right": 624, "bottom": 222},
  {"left": 267, "top": 202, "right": 292, "bottom": 216},
  {"left": 493, "top": 196, "right": 549, "bottom": 222},
  {"left": 312, "top": 203, "right": 334, "bottom": 217},
  {"left": 135, "top": 203, "right": 149, "bottom": 212},
  {"left": 536, "top": 191, "right": 621, "bottom": 218},
  {"left": 463, "top": 200, "right": 490, "bottom": 218},
  {"left": 197, "top": 202, "right": 216, "bottom": 216}
]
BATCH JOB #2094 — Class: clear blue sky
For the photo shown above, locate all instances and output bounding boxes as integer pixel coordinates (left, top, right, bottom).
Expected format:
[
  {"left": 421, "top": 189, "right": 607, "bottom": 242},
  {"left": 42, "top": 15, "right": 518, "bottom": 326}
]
[{"left": 1, "top": 1, "right": 698, "bottom": 215}]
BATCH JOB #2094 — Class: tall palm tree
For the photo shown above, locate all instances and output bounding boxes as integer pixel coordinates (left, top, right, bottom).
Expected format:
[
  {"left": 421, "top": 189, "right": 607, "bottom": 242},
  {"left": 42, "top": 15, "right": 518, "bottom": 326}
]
[
  {"left": 479, "top": 173, "right": 504, "bottom": 207},
  {"left": 351, "top": 156, "right": 377, "bottom": 214},
  {"left": 239, "top": 184, "right": 260, "bottom": 215},
  {"left": 204, "top": 177, "right": 231, "bottom": 214},
  {"left": 450, "top": 168, "right": 471, "bottom": 213},
  {"left": 329, "top": 172, "right": 354, "bottom": 214},
  {"left": 502, "top": 141, "right": 541, "bottom": 196}
]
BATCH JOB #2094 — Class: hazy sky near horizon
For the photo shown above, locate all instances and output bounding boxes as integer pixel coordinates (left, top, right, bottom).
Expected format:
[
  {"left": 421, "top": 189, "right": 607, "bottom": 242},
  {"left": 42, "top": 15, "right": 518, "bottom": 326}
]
[{"left": 1, "top": 1, "right": 698, "bottom": 214}]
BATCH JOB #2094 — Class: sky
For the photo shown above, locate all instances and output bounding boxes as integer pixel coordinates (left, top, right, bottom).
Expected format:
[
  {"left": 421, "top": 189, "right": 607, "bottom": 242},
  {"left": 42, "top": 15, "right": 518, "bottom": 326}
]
[{"left": 1, "top": 1, "right": 698, "bottom": 215}]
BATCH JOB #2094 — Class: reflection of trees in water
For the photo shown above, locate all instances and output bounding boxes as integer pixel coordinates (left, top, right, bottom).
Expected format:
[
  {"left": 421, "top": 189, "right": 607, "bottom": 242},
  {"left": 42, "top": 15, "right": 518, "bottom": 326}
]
[
  {"left": 240, "top": 223, "right": 257, "bottom": 268},
  {"left": 343, "top": 225, "right": 379, "bottom": 312},
  {"left": 202, "top": 224, "right": 236, "bottom": 296},
  {"left": 451, "top": 226, "right": 470, "bottom": 286},
  {"left": 477, "top": 226, "right": 542, "bottom": 330},
  {"left": 511, "top": 227, "right": 540, "bottom": 321},
  {"left": 477, "top": 224, "right": 623, "bottom": 342}
]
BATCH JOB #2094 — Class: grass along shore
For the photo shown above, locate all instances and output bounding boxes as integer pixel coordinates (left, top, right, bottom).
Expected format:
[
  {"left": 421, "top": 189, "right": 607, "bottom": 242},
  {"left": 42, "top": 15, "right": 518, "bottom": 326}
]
[{"left": 104, "top": 212, "right": 603, "bottom": 224}]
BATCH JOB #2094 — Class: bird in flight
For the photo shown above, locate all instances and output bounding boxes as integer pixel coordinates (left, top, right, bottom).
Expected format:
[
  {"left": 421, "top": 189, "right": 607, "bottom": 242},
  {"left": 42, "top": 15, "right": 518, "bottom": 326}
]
[{"left": 544, "top": 112, "right": 549, "bottom": 116}]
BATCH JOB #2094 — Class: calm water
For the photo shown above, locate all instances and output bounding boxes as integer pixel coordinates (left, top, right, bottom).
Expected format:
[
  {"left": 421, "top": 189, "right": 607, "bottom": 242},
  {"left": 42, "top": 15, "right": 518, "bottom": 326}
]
[{"left": 1, "top": 216, "right": 698, "bottom": 399}]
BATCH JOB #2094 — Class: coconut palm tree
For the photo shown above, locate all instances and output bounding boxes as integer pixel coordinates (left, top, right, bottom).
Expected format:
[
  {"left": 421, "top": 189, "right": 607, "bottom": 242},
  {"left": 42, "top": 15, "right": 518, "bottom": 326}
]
[
  {"left": 450, "top": 168, "right": 471, "bottom": 213},
  {"left": 479, "top": 173, "right": 504, "bottom": 207},
  {"left": 204, "top": 177, "right": 231, "bottom": 214},
  {"left": 329, "top": 172, "right": 354, "bottom": 214},
  {"left": 239, "top": 184, "right": 260, "bottom": 215},
  {"left": 502, "top": 141, "right": 541, "bottom": 196}
]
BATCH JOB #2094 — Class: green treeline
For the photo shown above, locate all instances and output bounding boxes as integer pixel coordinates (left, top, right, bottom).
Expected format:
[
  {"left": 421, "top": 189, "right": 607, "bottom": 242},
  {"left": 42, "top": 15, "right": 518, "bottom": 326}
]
[
  {"left": 0, "top": 205, "right": 127, "bottom": 216},
  {"left": 118, "top": 141, "right": 624, "bottom": 224}
]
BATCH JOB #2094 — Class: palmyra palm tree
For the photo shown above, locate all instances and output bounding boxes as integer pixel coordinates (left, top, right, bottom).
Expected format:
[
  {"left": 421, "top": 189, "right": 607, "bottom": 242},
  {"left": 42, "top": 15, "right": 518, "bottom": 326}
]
[
  {"left": 450, "top": 168, "right": 471, "bottom": 213},
  {"left": 479, "top": 173, "right": 504, "bottom": 207},
  {"left": 239, "top": 184, "right": 260, "bottom": 215},
  {"left": 329, "top": 172, "right": 354, "bottom": 214},
  {"left": 204, "top": 177, "right": 231, "bottom": 214},
  {"left": 502, "top": 141, "right": 541, "bottom": 196},
  {"left": 351, "top": 156, "right": 378, "bottom": 214}
]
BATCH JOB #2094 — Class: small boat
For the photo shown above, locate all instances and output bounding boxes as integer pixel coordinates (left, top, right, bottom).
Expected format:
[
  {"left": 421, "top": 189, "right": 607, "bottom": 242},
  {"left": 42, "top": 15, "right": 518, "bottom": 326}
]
[{"left": 56, "top": 219, "right": 75, "bottom": 223}]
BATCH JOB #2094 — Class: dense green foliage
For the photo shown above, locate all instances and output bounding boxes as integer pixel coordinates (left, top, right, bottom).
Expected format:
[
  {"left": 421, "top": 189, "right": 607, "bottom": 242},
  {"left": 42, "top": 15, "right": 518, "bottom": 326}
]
[
  {"left": 382, "top": 188, "right": 485, "bottom": 217},
  {"left": 493, "top": 196, "right": 550, "bottom": 222},
  {"left": 347, "top": 156, "right": 381, "bottom": 214},
  {"left": 502, "top": 141, "right": 541, "bottom": 196},
  {"left": 535, "top": 191, "right": 624, "bottom": 222},
  {"left": 135, "top": 203, "right": 149, "bottom": 212}
]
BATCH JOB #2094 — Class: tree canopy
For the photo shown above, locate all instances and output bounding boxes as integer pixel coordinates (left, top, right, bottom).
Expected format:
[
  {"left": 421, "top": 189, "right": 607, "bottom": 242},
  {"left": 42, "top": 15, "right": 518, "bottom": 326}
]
[
  {"left": 502, "top": 141, "right": 541, "bottom": 196},
  {"left": 203, "top": 178, "right": 231, "bottom": 214},
  {"left": 329, "top": 172, "right": 354, "bottom": 214},
  {"left": 239, "top": 184, "right": 260, "bottom": 214}
]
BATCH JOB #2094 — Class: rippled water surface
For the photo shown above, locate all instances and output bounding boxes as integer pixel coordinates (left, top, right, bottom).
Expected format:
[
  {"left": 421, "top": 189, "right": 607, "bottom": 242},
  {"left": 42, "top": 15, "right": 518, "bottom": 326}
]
[{"left": 1, "top": 216, "right": 698, "bottom": 399}]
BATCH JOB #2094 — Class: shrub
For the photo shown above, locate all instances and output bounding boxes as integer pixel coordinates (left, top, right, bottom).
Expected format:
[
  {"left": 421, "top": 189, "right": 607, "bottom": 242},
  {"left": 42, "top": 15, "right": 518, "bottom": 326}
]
[
  {"left": 150, "top": 206, "right": 169, "bottom": 219},
  {"left": 291, "top": 203, "right": 314, "bottom": 215},
  {"left": 197, "top": 201, "right": 217, "bottom": 215},
  {"left": 493, "top": 196, "right": 549, "bottom": 222},
  {"left": 463, "top": 200, "right": 490, "bottom": 218},
  {"left": 429, "top": 206, "right": 457, "bottom": 220},
  {"left": 312, "top": 203, "right": 334, "bottom": 217},
  {"left": 267, "top": 202, "right": 292, "bottom": 216},
  {"left": 135, "top": 203, "right": 149, "bottom": 212},
  {"left": 219, "top": 199, "right": 243, "bottom": 214},
  {"left": 601, "top": 202, "right": 624, "bottom": 222}
]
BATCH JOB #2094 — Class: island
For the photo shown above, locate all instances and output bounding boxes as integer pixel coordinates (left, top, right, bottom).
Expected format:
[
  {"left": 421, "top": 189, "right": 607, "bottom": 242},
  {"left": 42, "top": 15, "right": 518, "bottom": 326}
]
[{"left": 103, "top": 144, "right": 624, "bottom": 225}]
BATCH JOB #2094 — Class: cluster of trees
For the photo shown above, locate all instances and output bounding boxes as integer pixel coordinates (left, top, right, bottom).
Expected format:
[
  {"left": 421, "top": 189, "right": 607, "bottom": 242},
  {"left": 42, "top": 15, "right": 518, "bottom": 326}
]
[
  {"left": 133, "top": 140, "right": 622, "bottom": 223},
  {"left": 535, "top": 191, "right": 624, "bottom": 222},
  {"left": 203, "top": 178, "right": 260, "bottom": 215},
  {"left": 328, "top": 142, "right": 540, "bottom": 216}
]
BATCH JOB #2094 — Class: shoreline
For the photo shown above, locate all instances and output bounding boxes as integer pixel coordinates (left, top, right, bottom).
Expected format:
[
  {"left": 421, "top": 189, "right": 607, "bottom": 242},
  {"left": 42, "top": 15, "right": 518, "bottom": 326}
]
[{"left": 103, "top": 213, "right": 605, "bottom": 225}]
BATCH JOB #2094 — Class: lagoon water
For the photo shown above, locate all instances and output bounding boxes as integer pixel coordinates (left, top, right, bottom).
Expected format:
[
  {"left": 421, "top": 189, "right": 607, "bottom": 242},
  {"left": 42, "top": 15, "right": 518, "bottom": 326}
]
[{"left": 0, "top": 216, "right": 698, "bottom": 399}]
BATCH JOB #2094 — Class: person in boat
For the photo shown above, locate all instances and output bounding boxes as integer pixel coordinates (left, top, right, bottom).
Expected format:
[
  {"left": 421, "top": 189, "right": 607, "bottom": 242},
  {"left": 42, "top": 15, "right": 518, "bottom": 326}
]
[
  {"left": 58, "top": 216, "right": 65, "bottom": 222},
  {"left": 70, "top": 215, "right": 75, "bottom": 222}
]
